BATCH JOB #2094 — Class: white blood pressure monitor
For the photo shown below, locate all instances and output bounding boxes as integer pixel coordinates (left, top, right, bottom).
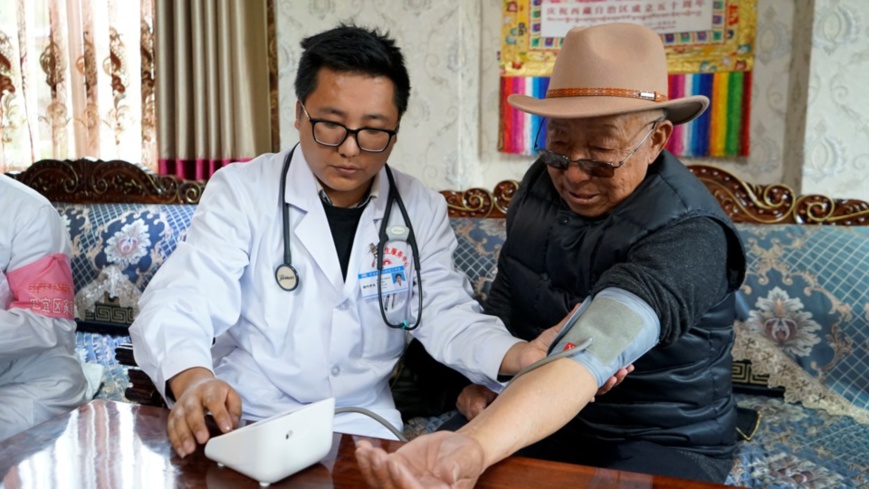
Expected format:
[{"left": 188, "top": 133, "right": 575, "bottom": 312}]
[{"left": 205, "top": 397, "right": 335, "bottom": 486}]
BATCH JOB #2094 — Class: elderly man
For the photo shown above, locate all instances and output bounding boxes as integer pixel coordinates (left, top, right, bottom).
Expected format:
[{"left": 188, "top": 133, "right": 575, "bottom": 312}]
[{"left": 356, "top": 22, "right": 745, "bottom": 486}]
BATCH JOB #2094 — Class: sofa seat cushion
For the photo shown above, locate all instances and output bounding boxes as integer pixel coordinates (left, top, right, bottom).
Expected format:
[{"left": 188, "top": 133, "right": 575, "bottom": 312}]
[
  {"left": 728, "top": 393, "right": 869, "bottom": 488},
  {"left": 75, "top": 331, "right": 131, "bottom": 403}
]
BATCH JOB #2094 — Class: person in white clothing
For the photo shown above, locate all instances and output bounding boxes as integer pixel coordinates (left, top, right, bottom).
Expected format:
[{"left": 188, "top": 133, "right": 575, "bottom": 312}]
[
  {"left": 0, "top": 174, "right": 89, "bottom": 441},
  {"left": 130, "top": 24, "right": 563, "bottom": 459}
]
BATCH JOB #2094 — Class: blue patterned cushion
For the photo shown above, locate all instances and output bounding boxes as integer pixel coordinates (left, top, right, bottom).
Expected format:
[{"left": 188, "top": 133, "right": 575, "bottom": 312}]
[
  {"left": 734, "top": 224, "right": 869, "bottom": 420},
  {"left": 56, "top": 203, "right": 196, "bottom": 291},
  {"left": 728, "top": 393, "right": 869, "bottom": 488},
  {"left": 449, "top": 218, "right": 506, "bottom": 301}
]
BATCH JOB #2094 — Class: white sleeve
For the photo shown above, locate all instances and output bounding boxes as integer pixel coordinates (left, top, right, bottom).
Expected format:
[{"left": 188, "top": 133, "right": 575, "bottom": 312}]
[
  {"left": 0, "top": 205, "right": 77, "bottom": 360},
  {"left": 409, "top": 193, "right": 522, "bottom": 391},
  {"left": 129, "top": 170, "right": 252, "bottom": 402}
]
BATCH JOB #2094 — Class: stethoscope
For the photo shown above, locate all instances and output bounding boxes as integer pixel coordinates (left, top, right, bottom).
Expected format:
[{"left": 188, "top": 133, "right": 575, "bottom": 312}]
[{"left": 274, "top": 145, "right": 423, "bottom": 330}]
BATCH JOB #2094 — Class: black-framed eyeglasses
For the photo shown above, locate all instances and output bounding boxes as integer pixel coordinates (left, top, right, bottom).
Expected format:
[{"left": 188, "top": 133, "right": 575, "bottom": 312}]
[
  {"left": 534, "top": 117, "right": 663, "bottom": 178},
  {"left": 300, "top": 102, "right": 398, "bottom": 153}
]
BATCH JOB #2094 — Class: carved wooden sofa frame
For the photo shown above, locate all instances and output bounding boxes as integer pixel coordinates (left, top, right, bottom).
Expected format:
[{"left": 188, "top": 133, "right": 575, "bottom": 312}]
[
  {"left": 16, "top": 159, "right": 869, "bottom": 224},
  {"left": 8, "top": 158, "right": 869, "bottom": 406}
]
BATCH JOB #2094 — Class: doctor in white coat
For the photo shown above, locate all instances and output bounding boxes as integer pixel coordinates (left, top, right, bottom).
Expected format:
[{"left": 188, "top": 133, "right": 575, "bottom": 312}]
[{"left": 131, "top": 25, "right": 554, "bottom": 458}]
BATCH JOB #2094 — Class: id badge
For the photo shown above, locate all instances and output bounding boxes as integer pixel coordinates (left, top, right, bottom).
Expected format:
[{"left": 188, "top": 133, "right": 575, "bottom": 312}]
[{"left": 359, "top": 265, "right": 409, "bottom": 300}]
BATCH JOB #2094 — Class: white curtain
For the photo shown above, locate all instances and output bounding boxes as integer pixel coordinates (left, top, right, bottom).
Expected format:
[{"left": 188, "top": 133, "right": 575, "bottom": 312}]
[{"left": 0, "top": 0, "right": 157, "bottom": 173}]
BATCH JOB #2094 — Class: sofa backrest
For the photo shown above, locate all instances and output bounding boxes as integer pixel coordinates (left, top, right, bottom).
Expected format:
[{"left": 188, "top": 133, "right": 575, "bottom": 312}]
[
  {"left": 9, "top": 158, "right": 869, "bottom": 420},
  {"left": 9, "top": 158, "right": 869, "bottom": 322}
]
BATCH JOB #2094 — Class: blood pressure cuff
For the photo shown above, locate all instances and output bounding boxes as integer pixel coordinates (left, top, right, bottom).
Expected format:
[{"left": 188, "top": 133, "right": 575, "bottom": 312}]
[{"left": 549, "top": 288, "right": 660, "bottom": 388}]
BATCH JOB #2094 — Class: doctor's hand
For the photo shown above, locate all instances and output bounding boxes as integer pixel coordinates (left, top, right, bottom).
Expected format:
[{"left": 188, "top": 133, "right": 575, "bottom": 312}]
[
  {"left": 167, "top": 367, "right": 242, "bottom": 458},
  {"left": 515, "top": 302, "right": 594, "bottom": 371},
  {"left": 356, "top": 431, "right": 486, "bottom": 489},
  {"left": 591, "top": 365, "right": 633, "bottom": 402},
  {"left": 500, "top": 301, "right": 593, "bottom": 375},
  {"left": 498, "top": 325, "right": 560, "bottom": 375},
  {"left": 456, "top": 384, "right": 498, "bottom": 421}
]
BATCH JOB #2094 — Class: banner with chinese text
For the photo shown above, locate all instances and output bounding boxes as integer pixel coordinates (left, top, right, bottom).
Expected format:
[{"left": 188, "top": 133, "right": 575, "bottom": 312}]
[{"left": 499, "top": 0, "right": 757, "bottom": 158}]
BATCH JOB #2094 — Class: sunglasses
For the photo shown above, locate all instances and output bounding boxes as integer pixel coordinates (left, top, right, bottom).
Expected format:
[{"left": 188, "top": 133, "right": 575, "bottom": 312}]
[{"left": 534, "top": 118, "right": 663, "bottom": 178}]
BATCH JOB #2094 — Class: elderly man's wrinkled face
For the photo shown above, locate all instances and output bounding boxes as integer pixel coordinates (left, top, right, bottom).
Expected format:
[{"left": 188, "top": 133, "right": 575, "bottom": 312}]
[{"left": 542, "top": 112, "right": 672, "bottom": 218}]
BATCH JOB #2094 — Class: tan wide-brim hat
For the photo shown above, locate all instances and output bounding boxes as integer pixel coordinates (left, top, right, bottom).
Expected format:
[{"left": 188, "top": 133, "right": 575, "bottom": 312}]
[{"left": 508, "top": 23, "right": 708, "bottom": 125}]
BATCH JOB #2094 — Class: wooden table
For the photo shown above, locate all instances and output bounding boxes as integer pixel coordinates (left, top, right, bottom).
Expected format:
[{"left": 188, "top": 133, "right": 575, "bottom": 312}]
[{"left": 0, "top": 400, "right": 729, "bottom": 488}]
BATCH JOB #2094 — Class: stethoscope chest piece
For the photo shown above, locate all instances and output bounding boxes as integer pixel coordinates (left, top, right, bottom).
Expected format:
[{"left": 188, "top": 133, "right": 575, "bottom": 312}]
[
  {"left": 386, "top": 225, "right": 409, "bottom": 241},
  {"left": 275, "top": 264, "right": 300, "bottom": 291}
]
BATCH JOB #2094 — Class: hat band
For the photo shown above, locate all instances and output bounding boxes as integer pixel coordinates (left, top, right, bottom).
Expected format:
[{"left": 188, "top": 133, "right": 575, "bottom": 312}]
[{"left": 546, "top": 88, "right": 668, "bottom": 103}]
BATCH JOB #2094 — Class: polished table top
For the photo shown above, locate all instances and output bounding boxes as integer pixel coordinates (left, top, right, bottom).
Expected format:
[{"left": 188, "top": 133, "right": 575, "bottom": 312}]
[{"left": 0, "top": 400, "right": 730, "bottom": 488}]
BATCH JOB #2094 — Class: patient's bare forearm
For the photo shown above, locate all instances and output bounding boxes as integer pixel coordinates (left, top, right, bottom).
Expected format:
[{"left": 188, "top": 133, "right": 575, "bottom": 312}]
[{"left": 458, "top": 358, "right": 597, "bottom": 468}]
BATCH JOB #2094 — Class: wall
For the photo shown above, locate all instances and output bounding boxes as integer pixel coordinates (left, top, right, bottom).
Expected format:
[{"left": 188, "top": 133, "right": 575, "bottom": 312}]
[
  {"left": 276, "top": 0, "right": 869, "bottom": 200},
  {"left": 800, "top": 0, "right": 869, "bottom": 198}
]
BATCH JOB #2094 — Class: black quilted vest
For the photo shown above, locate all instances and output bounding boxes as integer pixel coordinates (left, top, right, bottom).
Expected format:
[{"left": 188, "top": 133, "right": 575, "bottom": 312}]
[{"left": 498, "top": 151, "right": 746, "bottom": 457}]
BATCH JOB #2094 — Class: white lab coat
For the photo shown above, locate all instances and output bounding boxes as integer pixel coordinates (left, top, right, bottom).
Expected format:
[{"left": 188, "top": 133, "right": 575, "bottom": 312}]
[
  {"left": 0, "top": 175, "right": 88, "bottom": 441},
  {"left": 130, "top": 148, "right": 521, "bottom": 438}
]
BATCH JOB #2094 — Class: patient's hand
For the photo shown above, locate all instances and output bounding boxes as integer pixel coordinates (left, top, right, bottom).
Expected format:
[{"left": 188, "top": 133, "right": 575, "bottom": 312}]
[
  {"left": 456, "top": 384, "right": 498, "bottom": 421},
  {"left": 356, "top": 431, "right": 485, "bottom": 489},
  {"left": 499, "top": 325, "right": 560, "bottom": 374},
  {"left": 167, "top": 367, "right": 242, "bottom": 458},
  {"left": 514, "top": 302, "right": 590, "bottom": 370}
]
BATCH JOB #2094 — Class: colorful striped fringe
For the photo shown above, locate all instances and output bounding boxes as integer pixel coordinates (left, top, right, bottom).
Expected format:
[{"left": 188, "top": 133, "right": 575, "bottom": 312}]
[
  {"left": 499, "top": 72, "right": 752, "bottom": 158},
  {"left": 499, "top": 76, "right": 550, "bottom": 155}
]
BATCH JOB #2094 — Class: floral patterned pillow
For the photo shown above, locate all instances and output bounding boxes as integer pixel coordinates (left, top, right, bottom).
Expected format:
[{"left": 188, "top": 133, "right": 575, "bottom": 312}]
[
  {"left": 56, "top": 203, "right": 197, "bottom": 332},
  {"left": 734, "top": 224, "right": 869, "bottom": 423}
]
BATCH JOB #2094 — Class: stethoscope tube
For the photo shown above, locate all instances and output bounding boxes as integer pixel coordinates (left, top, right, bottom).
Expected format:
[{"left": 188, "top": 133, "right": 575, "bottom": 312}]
[
  {"left": 376, "top": 166, "right": 423, "bottom": 331},
  {"left": 275, "top": 146, "right": 301, "bottom": 291},
  {"left": 275, "top": 145, "right": 422, "bottom": 330}
]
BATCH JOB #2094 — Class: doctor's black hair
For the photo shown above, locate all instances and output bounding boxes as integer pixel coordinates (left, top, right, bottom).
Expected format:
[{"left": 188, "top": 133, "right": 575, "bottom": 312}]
[{"left": 295, "top": 24, "right": 411, "bottom": 117}]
